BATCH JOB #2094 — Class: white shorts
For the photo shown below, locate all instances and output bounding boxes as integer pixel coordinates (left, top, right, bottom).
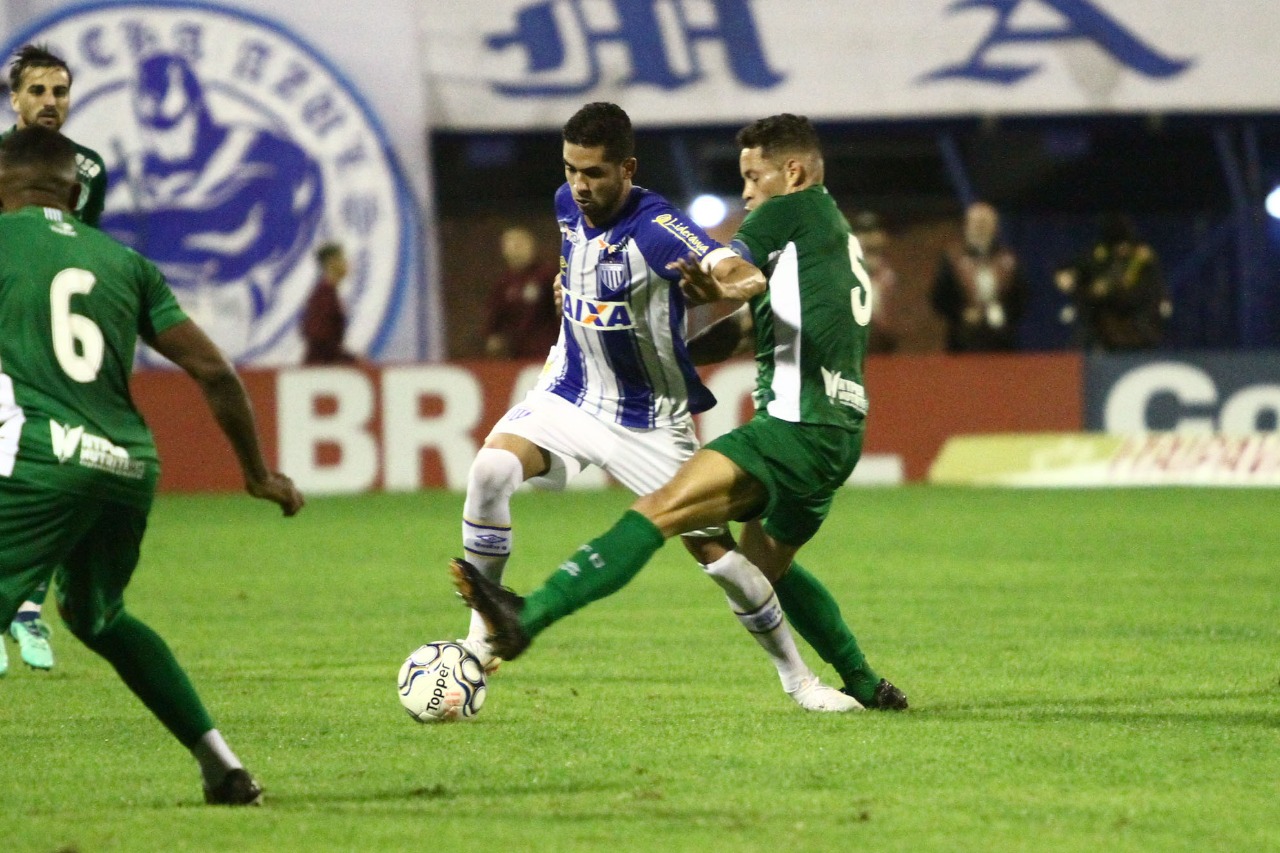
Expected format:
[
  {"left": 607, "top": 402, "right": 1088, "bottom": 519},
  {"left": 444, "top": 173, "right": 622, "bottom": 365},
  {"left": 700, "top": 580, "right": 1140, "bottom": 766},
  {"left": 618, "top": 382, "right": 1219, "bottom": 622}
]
[{"left": 487, "top": 390, "right": 724, "bottom": 538}]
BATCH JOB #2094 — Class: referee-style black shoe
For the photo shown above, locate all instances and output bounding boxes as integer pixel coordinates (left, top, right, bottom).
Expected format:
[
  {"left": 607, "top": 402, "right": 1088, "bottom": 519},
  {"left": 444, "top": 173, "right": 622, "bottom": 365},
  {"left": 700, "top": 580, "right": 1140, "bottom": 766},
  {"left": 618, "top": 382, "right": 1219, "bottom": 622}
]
[
  {"left": 204, "top": 768, "right": 264, "bottom": 806},
  {"left": 449, "top": 558, "right": 531, "bottom": 661},
  {"left": 843, "top": 678, "right": 909, "bottom": 711}
]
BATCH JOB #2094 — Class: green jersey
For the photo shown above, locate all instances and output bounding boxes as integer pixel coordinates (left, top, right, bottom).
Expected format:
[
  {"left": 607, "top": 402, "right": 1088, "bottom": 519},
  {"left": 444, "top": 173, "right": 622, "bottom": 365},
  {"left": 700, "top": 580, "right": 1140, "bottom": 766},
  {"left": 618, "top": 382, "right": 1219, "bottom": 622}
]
[
  {"left": 0, "top": 205, "right": 187, "bottom": 507},
  {"left": 0, "top": 126, "right": 108, "bottom": 226},
  {"left": 734, "top": 185, "right": 872, "bottom": 432}
]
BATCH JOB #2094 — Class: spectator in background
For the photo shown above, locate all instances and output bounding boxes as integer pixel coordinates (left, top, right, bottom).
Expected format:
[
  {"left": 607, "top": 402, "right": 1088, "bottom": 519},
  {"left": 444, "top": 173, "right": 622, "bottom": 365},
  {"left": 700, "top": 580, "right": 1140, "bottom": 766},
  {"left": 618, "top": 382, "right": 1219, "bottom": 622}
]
[
  {"left": 301, "top": 242, "right": 358, "bottom": 365},
  {"left": 851, "top": 211, "right": 900, "bottom": 354},
  {"left": 483, "top": 226, "right": 561, "bottom": 359},
  {"left": 931, "top": 201, "right": 1027, "bottom": 352},
  {"left": 1056, "top": 213, "right": 1169, "bottom": 351}
]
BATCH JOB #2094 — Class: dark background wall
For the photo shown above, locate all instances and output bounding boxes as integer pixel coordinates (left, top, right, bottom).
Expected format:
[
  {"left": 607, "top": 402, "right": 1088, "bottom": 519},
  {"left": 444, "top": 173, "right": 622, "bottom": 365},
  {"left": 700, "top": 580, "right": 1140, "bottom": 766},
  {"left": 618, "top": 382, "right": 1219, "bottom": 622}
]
[{"left": 432, "top": 114, "right": 1280, "bottom": 359}]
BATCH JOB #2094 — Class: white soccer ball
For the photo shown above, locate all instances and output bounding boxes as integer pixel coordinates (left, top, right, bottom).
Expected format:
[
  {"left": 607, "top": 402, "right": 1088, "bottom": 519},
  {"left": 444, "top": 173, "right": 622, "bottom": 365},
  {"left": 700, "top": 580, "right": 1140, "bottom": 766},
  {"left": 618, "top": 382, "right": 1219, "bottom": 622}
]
[{"left": 397, "top": 641, "right": 487, "bottom": 723}]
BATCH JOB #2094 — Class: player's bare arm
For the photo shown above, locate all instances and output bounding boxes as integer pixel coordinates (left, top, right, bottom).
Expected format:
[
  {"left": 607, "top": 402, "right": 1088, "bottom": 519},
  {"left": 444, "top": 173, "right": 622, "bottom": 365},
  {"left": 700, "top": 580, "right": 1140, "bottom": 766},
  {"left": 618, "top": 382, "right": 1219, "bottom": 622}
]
[
  {"left": 148, "top": 319, "right": 304, "bottom": 516},
  {"left": 674, "top": 251, "right": 766, "bottom": 305},
  {"left": 687, "top": 304, "right": 755, "bottom": 366}
]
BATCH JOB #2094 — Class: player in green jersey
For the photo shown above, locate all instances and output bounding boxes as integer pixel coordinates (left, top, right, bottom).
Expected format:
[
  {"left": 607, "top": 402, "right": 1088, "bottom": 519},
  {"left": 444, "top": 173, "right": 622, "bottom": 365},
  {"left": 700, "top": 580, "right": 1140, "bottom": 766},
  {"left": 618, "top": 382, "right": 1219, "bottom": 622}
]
[
  {"left": 1, "top": 44, "right": 110, "bottom": 673},
  {"left": 0, "top": 126, "right": 304, "bottom": 803},
  {"left": 4, "top": 45, "right": 106, "bottom": 225},
  {"left": 452, "top": 114, "right": 906, "bottom": 711}
]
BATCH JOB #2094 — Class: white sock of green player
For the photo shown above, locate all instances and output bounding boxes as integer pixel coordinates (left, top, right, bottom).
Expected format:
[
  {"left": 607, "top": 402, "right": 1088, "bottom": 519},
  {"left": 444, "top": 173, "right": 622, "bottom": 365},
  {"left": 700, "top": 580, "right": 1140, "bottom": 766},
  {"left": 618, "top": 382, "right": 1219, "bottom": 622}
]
[
  {"left": 191, "top": 729, "right": 243, "bottom": 788},
  {"left": 460, "top": 448, "right": 524, "bottom": 648},
  {"left": 701, "top": 550, "right": 814, "bottom": 693}
]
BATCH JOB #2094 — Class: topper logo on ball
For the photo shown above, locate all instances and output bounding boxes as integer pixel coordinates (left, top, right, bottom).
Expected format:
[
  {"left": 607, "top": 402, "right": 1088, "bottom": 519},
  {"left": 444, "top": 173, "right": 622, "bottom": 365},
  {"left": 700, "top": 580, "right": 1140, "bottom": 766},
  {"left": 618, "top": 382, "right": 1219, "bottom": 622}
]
[{"left": 4, "top": 3, "right": 412, "bottom": 364}]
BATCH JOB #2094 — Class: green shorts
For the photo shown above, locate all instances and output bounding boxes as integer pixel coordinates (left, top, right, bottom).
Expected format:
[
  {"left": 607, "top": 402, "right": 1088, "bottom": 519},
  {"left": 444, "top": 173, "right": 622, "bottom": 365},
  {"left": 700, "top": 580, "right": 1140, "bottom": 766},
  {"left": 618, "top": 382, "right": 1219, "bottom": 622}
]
[
  {"left": 0, "top": 478, "right": 149, "bottom": 636},
  {"left": 706, "top": 415, "right": 863, "bottom": 546}
]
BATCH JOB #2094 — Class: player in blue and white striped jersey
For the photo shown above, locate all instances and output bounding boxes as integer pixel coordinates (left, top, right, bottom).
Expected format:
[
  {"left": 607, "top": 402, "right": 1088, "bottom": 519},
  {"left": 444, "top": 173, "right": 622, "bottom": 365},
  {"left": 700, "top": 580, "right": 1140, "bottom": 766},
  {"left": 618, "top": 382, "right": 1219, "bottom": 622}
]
[
  {"left": 455, "top": 102, "right": 857, "bottom": 711},
  {"left": 540, "top": 179, "right": 717, "bottom": 429}
]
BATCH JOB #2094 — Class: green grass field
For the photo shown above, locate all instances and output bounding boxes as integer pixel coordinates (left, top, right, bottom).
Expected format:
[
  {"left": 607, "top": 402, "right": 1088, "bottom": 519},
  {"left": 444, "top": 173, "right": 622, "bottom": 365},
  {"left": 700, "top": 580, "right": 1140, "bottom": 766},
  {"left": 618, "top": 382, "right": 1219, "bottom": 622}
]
[{"left": 4, "top": 486, "right": 1278, "bottom": 852}]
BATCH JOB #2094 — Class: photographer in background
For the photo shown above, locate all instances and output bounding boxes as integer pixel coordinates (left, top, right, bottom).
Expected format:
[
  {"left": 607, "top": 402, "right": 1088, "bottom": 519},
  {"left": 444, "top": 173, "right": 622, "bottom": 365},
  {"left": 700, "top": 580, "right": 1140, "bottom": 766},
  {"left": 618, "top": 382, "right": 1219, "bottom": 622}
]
[{"left": 1056, "top": 214, "right": 1170, "bottom": 351}]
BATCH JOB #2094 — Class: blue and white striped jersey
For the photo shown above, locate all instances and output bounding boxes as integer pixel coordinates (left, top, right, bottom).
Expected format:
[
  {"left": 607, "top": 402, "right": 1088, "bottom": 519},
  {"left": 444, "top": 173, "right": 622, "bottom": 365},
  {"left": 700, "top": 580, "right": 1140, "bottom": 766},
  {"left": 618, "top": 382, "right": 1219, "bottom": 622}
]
[{"left": 536, "top": 184, "right": 718, "bottom": 428}]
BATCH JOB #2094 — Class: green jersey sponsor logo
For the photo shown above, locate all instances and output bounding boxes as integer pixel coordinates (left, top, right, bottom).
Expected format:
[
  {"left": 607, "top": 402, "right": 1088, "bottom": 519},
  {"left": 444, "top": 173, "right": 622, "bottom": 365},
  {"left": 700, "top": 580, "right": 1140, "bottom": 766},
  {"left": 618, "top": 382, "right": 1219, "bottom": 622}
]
[
  {"left": 820, "top": 367, "right": 869, "bottom": 415},
  {"left": 50, "top": 421, "right": 146, "bottom": 480}
]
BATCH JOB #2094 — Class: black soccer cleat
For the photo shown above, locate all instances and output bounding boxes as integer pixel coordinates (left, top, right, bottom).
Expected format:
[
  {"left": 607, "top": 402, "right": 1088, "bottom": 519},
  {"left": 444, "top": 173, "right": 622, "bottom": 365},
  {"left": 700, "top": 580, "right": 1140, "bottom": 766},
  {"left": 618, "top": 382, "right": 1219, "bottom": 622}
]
[
  {"left": 449, "top": 558, "right": 531, "bottom": 661},
  {"left": 204, "top": 768, "right": 263, "bottom": 806},
  {"left": 843, "top": 678, "right": 909, "bottom": 711},
  {"left": 867, "top": 679, "right": 909, "bottom": 711}
]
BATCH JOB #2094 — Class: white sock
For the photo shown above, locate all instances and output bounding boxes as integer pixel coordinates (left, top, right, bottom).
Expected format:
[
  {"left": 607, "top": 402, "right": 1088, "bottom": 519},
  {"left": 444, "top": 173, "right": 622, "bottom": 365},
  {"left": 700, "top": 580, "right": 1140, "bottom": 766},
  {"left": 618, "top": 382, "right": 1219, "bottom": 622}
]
[
  {"left": 16, "top": 600, "right": 41, "bottom": 618},
  {"left": 461, "top": 448, "right": 524, "bottom": 645},
  {"left": 191, "top": 729, "right": 243, "bottom": 787},
  {"left": 701, "top": 550, "right": 814, "bottom": 693}
]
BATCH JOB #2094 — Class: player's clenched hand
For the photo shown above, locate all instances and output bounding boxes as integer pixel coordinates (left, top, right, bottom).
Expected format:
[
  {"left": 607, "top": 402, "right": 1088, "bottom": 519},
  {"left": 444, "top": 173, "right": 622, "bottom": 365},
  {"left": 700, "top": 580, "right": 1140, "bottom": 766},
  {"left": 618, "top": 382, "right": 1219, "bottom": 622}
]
[
  {"left": 672, "top": 254, "right": 721, "bottom": 305},
  {"left": 247, "top": 472, "right": 305, "bottom": 516},
  {"left": 552, "top": 272, "right": 564, "bottom": 314}
]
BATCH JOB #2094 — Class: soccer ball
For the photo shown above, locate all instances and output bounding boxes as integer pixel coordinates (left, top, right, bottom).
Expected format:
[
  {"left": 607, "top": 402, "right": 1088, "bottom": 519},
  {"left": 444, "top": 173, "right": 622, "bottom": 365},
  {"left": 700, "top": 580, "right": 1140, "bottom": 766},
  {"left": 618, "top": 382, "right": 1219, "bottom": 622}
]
[{"left": 397, "top": 641, "right": 487, "bottom": 723}]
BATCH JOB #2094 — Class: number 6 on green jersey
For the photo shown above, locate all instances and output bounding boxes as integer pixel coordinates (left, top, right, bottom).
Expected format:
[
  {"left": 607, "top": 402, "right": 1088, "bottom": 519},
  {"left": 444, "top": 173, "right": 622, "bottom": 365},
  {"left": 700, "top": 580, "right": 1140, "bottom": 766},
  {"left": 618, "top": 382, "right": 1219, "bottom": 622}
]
[{"left": 50, "top": 268, "right": 104, "bottom": 382}]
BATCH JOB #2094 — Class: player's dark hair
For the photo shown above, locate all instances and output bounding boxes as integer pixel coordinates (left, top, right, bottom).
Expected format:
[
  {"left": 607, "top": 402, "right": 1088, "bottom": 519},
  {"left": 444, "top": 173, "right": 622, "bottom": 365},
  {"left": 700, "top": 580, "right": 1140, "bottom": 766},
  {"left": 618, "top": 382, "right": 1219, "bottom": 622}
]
[
  {"left": 0, "top": 124, "right": 76, "bottom": 173},
  {"left": 736, "top": 113, "right": 822, "bottom": 161},
  {"left": 8, "top": 44, "right": 72, "bottom": 94},
  {"left": 562, "top": 102, "right": 634, "bottom": 164},
  {"left": 315, "top": 242, "right": 344, "bottom": 264}
]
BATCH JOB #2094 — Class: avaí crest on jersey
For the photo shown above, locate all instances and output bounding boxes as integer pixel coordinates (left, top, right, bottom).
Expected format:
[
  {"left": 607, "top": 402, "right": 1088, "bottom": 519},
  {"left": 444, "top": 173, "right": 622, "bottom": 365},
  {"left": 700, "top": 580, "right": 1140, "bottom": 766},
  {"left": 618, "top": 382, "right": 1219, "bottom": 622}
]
[{"left": 3, "top": 3, "right": 414, "bottom": 364}]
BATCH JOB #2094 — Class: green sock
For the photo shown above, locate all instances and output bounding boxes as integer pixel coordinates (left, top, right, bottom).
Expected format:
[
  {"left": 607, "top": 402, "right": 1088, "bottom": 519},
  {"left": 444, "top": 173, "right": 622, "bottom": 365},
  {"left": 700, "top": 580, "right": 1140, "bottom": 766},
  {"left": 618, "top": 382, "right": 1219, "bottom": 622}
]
[
  {"left": 26, "top": 581, "right": 49, "bottom": 607},
  {"left": 521, "top": 510, "right": 665, "bottom": 637},
  {"left": 774, "top": 562, "right": 881, "bottom": 704},
  {"left": 76, "top": 612, "right": 215, "bottom": 747}
]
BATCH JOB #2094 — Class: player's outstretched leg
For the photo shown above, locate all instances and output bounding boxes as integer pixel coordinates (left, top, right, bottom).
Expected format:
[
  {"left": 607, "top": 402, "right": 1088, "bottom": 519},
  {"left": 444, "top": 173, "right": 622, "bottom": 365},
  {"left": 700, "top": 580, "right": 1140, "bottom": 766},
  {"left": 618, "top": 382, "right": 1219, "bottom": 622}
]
[
  {"left": 453, "top": 509, "right": 667, "bottom": 660},
  {"left": 774, "top": 561, "right": 908, "bottom": 711},
  {"left": 10, "top": 585, "right": 54, "bottom": 670},
  {"left": 458, "top": 448, "right": 524, "bottom": 672},
  {"left": 66, "top": 609, "right": 263, "bottom": 803},
  {"left": 700, "top": 550, "right": 860, "bottom": 712}
]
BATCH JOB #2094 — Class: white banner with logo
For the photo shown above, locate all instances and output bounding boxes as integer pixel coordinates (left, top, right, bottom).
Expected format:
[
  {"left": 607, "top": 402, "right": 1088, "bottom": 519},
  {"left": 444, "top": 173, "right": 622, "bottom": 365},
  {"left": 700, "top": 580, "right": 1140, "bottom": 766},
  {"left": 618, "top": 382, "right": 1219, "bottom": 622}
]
[
  {"left": 1086, "top": 352, "right": 1280, "bottom": 434},
  {"left": 1, "top": 0, "right": 438, "bottom": 365},
  {"left": 421, "top": 0, "right": 1280, "bottom": 129},
  {"left": 930, "top": 432, "right": 1280, "bottom": 487}
]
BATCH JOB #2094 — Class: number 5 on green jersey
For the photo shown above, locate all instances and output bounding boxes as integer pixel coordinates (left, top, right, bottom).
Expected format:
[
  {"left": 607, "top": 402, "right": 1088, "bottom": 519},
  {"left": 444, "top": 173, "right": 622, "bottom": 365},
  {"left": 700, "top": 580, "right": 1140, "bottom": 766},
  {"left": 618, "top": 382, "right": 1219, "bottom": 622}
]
[{"left": 848, "top": 235, "right": 873, "bottom": 328}]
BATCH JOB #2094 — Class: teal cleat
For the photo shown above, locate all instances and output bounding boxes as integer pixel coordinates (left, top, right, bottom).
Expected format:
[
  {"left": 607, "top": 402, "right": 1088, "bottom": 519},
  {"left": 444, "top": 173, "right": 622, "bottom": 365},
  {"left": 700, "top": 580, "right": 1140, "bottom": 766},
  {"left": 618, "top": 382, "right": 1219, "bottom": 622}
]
[{"left": 10, "top": 617, "right": 54, "bottom": 670}]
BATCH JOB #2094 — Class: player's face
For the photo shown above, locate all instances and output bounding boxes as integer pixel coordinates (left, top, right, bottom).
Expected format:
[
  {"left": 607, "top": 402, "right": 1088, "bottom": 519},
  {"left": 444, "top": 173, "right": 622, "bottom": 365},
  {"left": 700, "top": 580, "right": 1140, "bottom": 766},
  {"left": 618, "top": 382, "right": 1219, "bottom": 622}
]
[
  {"left": 10, "top": 66, "right": 71, "bottom": 131},
  {"left": 738, "top": 147, "right": 789, "bottom": 211},
  {"left": 563, "top": 142, "right": 635, "bottom": 227}
]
